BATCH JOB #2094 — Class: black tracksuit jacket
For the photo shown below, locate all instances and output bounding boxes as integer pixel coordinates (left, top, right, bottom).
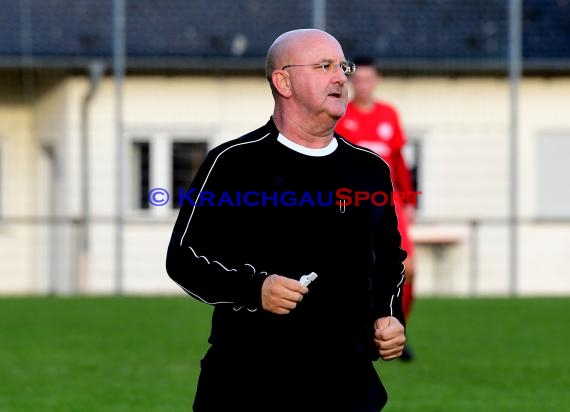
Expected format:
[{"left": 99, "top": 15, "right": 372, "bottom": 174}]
[{"left": 166, "top": 116, "right": 406, "bottom": 364}]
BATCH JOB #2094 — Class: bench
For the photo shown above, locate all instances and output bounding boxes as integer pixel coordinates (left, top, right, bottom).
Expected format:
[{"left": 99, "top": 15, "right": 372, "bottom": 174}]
[{"left": 410, "top": 228, "right": 463, "bottom": 295}]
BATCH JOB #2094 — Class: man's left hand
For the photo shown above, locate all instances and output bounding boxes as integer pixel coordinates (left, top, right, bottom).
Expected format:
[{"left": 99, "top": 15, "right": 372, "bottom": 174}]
[{"left": 374, "top": 316, "right": 406, "bottom": 360}]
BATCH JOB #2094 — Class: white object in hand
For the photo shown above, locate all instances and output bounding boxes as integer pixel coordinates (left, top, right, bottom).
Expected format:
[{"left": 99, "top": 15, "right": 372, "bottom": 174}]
[{"left": 299, "top": 272, "right": 318, "bottom": 287}]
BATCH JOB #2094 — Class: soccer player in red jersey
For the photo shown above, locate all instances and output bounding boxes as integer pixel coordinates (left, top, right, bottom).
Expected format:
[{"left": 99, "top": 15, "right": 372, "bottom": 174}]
[{"left": 336, "top": 56, "right": 416, "bottom": 361}]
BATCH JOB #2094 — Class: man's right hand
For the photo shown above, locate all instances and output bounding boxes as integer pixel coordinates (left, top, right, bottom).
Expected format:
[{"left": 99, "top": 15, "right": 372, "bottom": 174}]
[{"left": 261, "top": 274, "right": 308, "bottom": 315}]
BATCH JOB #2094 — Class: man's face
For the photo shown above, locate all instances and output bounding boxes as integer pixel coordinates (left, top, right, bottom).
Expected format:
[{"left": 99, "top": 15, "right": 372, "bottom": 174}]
[
  {"left": 350, "top": 65, "right": 378, "bottom": 102},
  {"left": 284, "top": 34, "right": 349, "bottom": 121}
]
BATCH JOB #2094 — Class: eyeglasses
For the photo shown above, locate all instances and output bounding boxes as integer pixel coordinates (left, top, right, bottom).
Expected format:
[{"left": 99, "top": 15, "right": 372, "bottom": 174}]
[{"left": 281, "top": 60, "right": 356, "bottom": 76}]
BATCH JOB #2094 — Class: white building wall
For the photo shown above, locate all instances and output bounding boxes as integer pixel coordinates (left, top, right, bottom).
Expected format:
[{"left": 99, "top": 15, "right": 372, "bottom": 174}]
[
  {"left": 46, "top": 75, "right": 570, "bottom": 296},
  {"left": 517, "top": 79, "right": 570, "bottom": 295},
  {"left": 2, "top": 73, "right": 569, "bottom": 296},
  {"left": 0, "top": 74, "right": 38, "bottom": 293},
  {"left": 33, "top": 75, "right": 81, "bottom": 295},
  {"left": 62, "top": 75, "right": 277, "bottom": 295}
]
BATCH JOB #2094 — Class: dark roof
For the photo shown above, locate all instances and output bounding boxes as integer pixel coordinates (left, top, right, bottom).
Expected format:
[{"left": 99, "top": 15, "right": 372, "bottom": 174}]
[{"left": 1, "top": 0, "right": 569, "bottom": 74}]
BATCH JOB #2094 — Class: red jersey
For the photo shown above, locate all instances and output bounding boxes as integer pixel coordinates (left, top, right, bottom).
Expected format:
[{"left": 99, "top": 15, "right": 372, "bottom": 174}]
[
  {"left": 337, "top": 101, "right": 417, "bottom": 321},
  {"left": 335, "top": 101, "right": 414, "bottom": 200}
]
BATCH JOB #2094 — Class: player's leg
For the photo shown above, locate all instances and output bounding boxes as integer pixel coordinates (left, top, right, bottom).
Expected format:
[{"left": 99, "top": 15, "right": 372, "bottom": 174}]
[
  {"left": 394, "top": 202, "right": 414, "bottom": 320},
  {"left": 394, "top": 202, "right": 416, "bottom": 361},
  {"left": 402, "top": 278, "right": 414, "bottom": 321}
]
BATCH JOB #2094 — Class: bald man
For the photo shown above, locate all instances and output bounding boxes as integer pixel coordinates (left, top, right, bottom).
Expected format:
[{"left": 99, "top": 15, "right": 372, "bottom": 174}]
[{"left": 167, "top": 29, "right": 407, "bottom": 412}]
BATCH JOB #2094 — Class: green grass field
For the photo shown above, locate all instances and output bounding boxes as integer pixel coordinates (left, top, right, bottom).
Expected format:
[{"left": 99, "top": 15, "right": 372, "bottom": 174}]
[{"left": 1, "top": 297, "right": 569, "bottom": 411}]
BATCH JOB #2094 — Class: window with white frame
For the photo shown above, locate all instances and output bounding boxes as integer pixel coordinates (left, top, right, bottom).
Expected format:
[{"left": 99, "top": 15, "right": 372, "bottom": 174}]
[
  {"left": 130, "top": 134, "right": 208, "bottom": 211},
  {"left": 171, "top": 141, "right": 208, "bottom": 208},
  {"left": 537, "top": 133, "right": 570, "bottom": 218},
  {"left": 131, "top": 141, "right": 151, "bottom": 209}
]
